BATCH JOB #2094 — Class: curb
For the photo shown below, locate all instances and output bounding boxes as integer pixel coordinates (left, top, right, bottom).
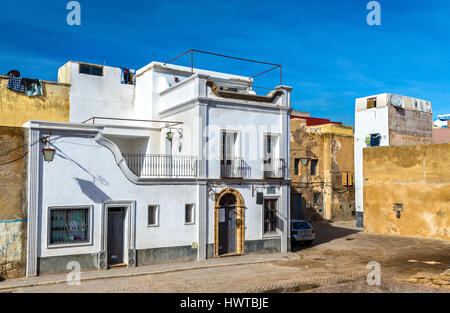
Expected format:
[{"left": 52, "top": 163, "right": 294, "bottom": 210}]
[{"left": 0, "top": 254, "right": 298, "bottom": 291}]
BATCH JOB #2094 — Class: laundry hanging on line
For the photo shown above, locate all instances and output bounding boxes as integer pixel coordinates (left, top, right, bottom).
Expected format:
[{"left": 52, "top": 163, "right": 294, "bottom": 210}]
[
  {"left": 121, "top": 68, "right": 135, "bottom": 85},
  {"left": 22, "top": 78, "right": 43, "bottom": 96},
  {"left": 7, "top": 76, "right": 25, "bottom": 92},
  {"left": 6, "top": 75, "right": 43, "bottom": 96}
]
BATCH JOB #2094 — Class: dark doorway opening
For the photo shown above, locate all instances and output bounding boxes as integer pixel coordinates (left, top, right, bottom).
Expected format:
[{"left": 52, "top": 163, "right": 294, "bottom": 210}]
[
  {"left": 218, "top": 193, "right": 237, "bottom": 255},
  {"left": 107, "top": 207, "right": 125, "bottom": 265},
  {"left": 292, "top": 193, "right": 304, "bottom": 220}
]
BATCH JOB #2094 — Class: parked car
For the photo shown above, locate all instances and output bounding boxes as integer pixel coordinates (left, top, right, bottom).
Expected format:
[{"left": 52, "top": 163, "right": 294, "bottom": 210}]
[{"left": 291, "top": 220, "right": 315, "bottom": 246}]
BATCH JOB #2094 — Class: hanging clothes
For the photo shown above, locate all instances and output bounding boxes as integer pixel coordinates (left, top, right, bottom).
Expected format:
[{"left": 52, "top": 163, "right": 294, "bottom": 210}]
[
  {"left": 22, "top": 78, "right": 43, "bottom": 96},
  {"left": 121, "top": 67, "right": 136, "bottom": 85},
  {"left": 123, "top": 68, "right": 130, "bottom": 84},
  {"left": 6, "top": 76, "right": 24, "bottom": 92}
]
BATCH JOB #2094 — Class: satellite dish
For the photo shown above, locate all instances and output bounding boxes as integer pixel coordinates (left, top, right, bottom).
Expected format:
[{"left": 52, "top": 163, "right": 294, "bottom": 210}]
[
  {"left": 391, "top": 95, "right": 403, "bottom": 107},
  {"left": 7, "top": 70, "right": 20, "bottom": 77}
]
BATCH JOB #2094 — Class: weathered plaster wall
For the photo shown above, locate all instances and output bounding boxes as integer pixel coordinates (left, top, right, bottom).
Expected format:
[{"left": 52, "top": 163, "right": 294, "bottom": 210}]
[
  {"left": 0, "top": 126, "right": 27, "bottom": 279},
  {"left": 363, "top": 143, "right": 450, "bottom": 240},
  {"left": 0, "top": 77, "right": 70, "bottom": 127},
  {"left": 330, "top": 133, "right": 355, "bottom": 221},
  {"left": 290, "top": 119, "right": 355, "bottom": 222},
  {"left": 433, "top": 128, "right": 450, "bottom": 143},
  {"left": 388, "top": 106, "right": 433, "bottom": 146}
]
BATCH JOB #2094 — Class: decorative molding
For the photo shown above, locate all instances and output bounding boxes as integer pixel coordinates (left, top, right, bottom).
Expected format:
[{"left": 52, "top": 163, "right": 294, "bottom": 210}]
[
  {"left": 159, "top": 96, "right": 290, "bottom": 119},
  {"left": 94, "top": 133, "right": 199, "bottom": 185},
  {"left": 214, "top": 188, "right": 245, "bottom": 257},
  {"left": 26, "top": 128, "right": 40, "bottom": 277}
]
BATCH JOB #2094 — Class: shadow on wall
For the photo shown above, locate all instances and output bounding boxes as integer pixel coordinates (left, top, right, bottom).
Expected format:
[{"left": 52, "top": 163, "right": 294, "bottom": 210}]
[
  {"left": 74, "top": 178, "right": 111, "bottom": 203},
  {"left": 303, "top": 207, "right": 326, "bottom": 222},
  {"left": 52, "top": 141, "right": 109, "bottom": 186}
]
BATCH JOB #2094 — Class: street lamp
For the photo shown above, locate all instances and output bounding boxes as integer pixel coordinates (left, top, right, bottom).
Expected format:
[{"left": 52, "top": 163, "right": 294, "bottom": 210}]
[
  {"left": 166, "top": 130, "right": 173, "bottom": 141},
  {"left": 42, "top": 147, "right": 56, "bottom": 162},
  {"left": 41, "top": 134, "right": 55, "bottom": 162}
]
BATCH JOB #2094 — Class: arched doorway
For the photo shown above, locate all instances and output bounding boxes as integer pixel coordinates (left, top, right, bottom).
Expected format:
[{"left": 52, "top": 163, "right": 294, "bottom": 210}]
[{"left": 214, "top": 188, "right": 245, "bottom": 256}]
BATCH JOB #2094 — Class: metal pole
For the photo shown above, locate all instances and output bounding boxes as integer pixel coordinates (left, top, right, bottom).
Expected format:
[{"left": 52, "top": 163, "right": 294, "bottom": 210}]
[
  {"left": 280, "top": 65, "right": 283, "bottom": 86},
  {"left": 191, "top": 49, "right": 193, "bottom": 73}
]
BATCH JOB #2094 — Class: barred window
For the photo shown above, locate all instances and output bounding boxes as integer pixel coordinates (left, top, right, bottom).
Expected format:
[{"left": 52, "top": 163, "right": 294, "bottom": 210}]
[
  {"left": 49, "top": 208, "right": 89, "bottom": 245},
  {"left": 264, "top": 199, "right": 277, "bottom": 234}
]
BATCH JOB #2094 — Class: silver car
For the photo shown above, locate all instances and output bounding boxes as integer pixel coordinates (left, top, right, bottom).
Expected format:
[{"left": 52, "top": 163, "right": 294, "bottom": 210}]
[{"left": 291, "top": 220, "right": 315, "bottom": 246}]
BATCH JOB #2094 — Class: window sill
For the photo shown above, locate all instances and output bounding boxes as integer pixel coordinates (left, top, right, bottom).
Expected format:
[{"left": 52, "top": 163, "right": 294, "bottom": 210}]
[
  {"left": 262, "top": 232, "right": 281, "bottom": 239},
  {"left": 47, "top": 242, "right": 92, "bottom": 249},
  {"left": 147, "top": 224, "right": 159, "bottom": 228}
]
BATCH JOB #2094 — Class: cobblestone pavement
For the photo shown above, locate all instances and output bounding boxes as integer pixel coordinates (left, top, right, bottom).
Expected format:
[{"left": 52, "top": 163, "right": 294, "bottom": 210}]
[{"left": 3, "top": 220, "right": 450, "bottom": 293}]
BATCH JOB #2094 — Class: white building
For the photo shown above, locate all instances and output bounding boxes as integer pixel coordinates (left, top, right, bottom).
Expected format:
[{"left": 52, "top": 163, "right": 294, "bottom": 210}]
[
  {"left": 25, "top": 60, "right": 293, "bottom": 276},
  {"left": 354, "top": 93, "right": 433, "bottom": 227},
  {"left": 433, "top": 114, "right": 450, "bottom": 128}
]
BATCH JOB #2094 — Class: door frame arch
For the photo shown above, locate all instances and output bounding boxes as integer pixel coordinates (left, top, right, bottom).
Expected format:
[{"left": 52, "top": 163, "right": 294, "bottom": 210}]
[{"left": 214, "top": 188, "right": 245, "bottom": 256}]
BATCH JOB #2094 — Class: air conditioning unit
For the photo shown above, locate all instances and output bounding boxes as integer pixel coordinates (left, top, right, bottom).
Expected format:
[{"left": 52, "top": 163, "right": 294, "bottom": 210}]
[
  {"left": 128, "top": 249, "right": 136, "bottom": 268},
  {"left": 98, "top": 250, "right": 107, "bottom": 270}
]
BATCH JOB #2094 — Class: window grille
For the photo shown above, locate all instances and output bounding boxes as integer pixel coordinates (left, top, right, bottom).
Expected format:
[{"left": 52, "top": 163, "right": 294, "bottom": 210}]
[
  {"left": 50, "top": 208, "right": 89, "bottom": 244},
  {"left": 264, "top": 199, "right": 277, "bottom": 233}
]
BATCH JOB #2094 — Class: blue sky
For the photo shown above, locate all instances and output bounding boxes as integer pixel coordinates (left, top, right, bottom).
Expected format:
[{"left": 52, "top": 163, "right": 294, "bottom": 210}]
[{"left": 1, "top": 0, "right": 449, "bottom": 125}]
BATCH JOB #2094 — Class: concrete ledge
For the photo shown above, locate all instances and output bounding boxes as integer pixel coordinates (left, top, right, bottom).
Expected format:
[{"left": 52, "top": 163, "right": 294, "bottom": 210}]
[
  {"left": 38, "top": 254, "right": 98, "bottom": 275},
  {"left": 136, "top": 245, "right": 197, "bottom": 266},
  {"left": 245, "top": 238, "right": 281, "bottom": 254}
]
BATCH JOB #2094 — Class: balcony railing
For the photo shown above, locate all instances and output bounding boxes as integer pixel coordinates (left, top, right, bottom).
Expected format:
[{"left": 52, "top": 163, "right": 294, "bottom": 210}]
[
  {"left": 123, "top": 154, "right": 197, "bottom": 177},
  {"left": 263, "top": 158, "right": 285, "bottom": 178},
  {"left": 220, "top": 158, "right": 244, "bottom": 178}
]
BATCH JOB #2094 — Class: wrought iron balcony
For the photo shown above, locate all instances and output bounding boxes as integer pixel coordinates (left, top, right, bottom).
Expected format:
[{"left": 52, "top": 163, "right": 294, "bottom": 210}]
[
  {"left": 263, "top": 158, "right": 285, "bottom": 179},
  {"left": 220, "top": 158, "right": 244, "bottom": 178},
  {"left": 122, "top": 154, "right": 197, "bottom": 177}
]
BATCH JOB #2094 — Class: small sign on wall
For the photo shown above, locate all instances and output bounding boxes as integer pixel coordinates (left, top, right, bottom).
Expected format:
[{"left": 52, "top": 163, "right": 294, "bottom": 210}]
[
  {"left": 256, "top": 192, "right": 264, "bottom": 205},
  {"left": 393, "top": 203, "right": 403, "bottom": 218},
  {"left": 267, "top": 187, "right": 276, "bottom": 195}
]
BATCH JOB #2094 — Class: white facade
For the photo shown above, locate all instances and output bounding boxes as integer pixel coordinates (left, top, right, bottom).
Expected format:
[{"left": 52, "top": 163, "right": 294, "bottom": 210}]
[
  {"left": 25, "top": 61, "right": 292, "bottom": 276},
  {"left": 434, "top": 114, "right": 450, "bottom": 128},
  {"left": 354, "top": 93, "right": 432, "bottom": 227}
]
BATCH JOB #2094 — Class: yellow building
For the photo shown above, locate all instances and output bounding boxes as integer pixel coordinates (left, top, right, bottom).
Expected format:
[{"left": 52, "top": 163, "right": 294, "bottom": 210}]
[
  {"left": 0, "top": 76, "right": 70, "bottom": 127},
  {"left": 0, "top": 74, "right": 69, "bottom": 279},
  {"left": 290, "top": 112, "right": 355, "bottom": 222},
  {"left": 363, "top": 143, "right": 450, "bottom": 240}
]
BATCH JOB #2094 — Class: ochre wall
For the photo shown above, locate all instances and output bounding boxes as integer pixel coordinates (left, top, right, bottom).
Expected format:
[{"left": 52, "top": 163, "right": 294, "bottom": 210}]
[
  {"left": 290, "top": 118, "right": 355, "bottom": 221},
  {"left": 363, "top": 143, "right": 450, "bottom": 240},
  {"left": 0, "top": 126, "right": 27, "bottom": 279},
  {"left": 0, "top": 77, "right": 69, "bottom": 127}
]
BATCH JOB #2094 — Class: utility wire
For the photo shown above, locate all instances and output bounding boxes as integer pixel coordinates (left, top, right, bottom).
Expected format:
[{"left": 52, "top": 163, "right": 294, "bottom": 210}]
[{"left": 0, "top": 138, "right": 41, "bottom": 166}]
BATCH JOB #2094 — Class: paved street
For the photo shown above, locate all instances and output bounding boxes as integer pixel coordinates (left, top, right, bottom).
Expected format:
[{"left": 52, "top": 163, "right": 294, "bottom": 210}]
[{"left": 2, "top": 220, "right": 449, "bottom": 293}]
